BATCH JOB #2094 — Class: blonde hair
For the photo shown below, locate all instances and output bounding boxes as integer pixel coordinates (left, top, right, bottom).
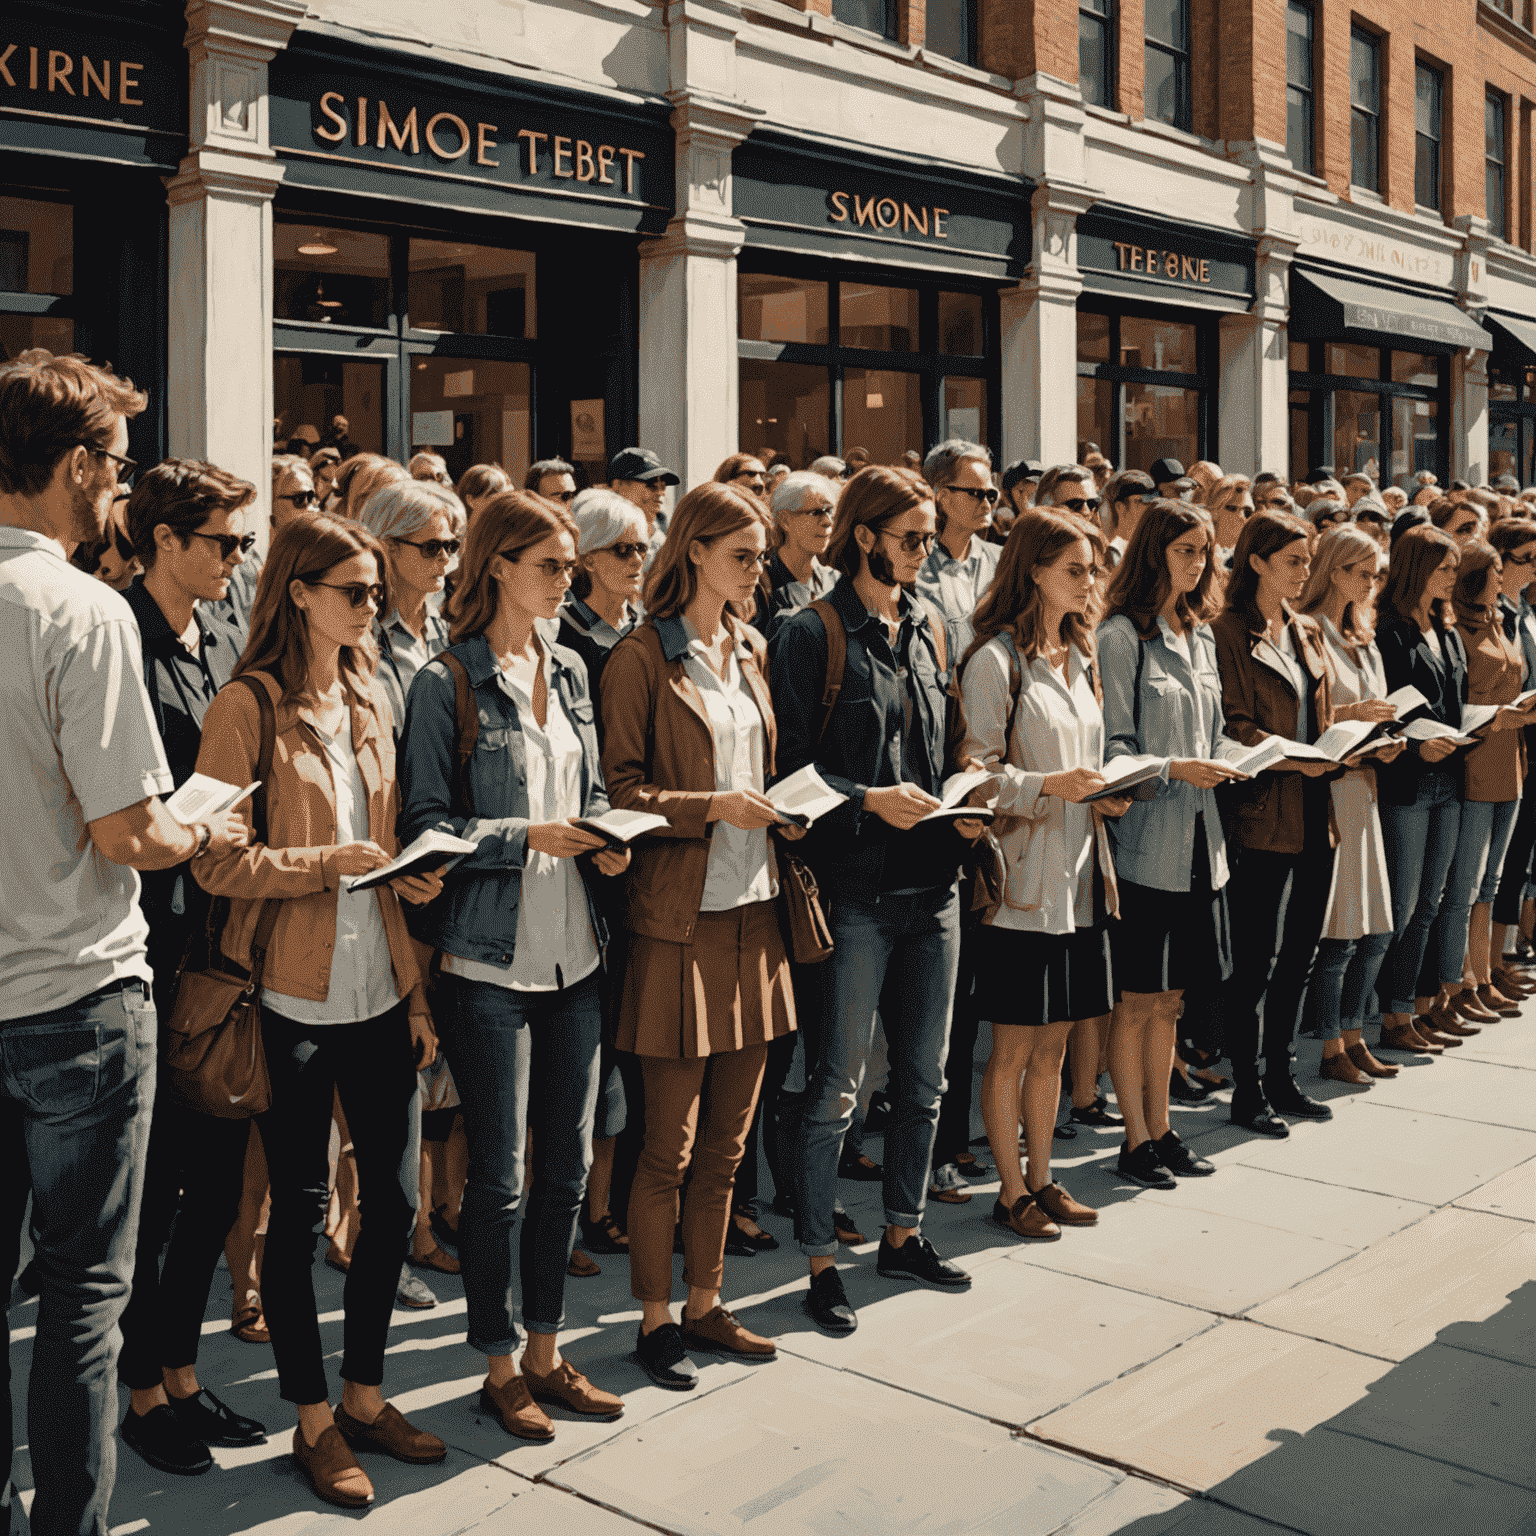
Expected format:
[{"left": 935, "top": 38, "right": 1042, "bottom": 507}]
[{"left": 1298, "top": 524, "right": 1382, "bottom": 643}]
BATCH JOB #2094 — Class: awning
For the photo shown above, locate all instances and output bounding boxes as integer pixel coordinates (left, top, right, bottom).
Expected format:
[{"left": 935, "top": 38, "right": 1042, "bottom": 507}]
[
  {"left": 1289, "top": 269, "right": 1488, "bottom": 350},
  {"left": 1485, "top": 312, "right": 1536, "bottom": 366}
]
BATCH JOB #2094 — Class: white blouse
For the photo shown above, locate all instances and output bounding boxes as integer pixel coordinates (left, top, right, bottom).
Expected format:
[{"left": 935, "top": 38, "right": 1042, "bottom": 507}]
[
  {"left": 682, "top": 622, "right": 776, "bottom": 913},
  {"left": 263, "top": 716, "right": 398, "bottom": 1025},
  {"left": 443, "top": 651, "right": 601, "bottom": 993}
]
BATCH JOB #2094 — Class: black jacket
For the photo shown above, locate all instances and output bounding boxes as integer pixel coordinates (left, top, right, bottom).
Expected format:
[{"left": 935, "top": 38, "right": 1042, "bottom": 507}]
[{"left": 1375, "top": 612, "right": 1469, "bottom": 804}]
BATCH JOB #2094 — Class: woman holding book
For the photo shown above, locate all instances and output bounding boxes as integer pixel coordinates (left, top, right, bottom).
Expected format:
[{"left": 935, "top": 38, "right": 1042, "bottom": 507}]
[
  {"left": 397, "top": 489, "right": 632, "bottom": 1444},
  {"left": 1296, "top": 526, "right": 1406, "bottom": 1083}
]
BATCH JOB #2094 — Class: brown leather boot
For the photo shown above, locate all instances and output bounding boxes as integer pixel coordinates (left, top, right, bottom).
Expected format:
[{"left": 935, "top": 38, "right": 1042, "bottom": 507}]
[
  {"left": 1416, "top": 1015, "right": 1466, "bottom": 1047},
  {"left": 1448, "top": 989, "right": 1499, "bottom": 1023},
  {"left": 1346, "top": 1042, "right": 1399, "bottom": 1078},
  {"left": 1491, "top": 966, "right": 1532, "bottom": 998},
  {"left": 1319, "top": 1051, "right": 1370, "bottom": 1085},
  {"left": 1379, "top": 1021, "right": 1441, "bottom": 1055},
  {"left": 1427, "top": 1005, "right": 1479, "bottom": 1038},
  {"left": 1476, "top": 984, "right": 1522, "bottom": 1017}
]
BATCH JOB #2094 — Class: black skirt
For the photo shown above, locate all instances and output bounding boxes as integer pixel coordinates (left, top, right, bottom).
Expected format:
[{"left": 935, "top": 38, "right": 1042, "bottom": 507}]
[
  {"left": 1110, "top": 824, "right": 1233, "bottom": 996},
  {"left": 971, "top": 922, "right": 1114, "bottom": 1027}
]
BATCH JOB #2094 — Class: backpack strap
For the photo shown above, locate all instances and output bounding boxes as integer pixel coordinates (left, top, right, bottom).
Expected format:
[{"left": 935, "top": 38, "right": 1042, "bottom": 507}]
[
  {"left": 437, "top": 651, "right": 479, "bottom": 818},
  {"left": 809, "top": 599, "right": 846, "bottom": 748},
  {"left": 226, "top": 674, "right": 279, "bottom": 982},
  {"left": 1131, "top": 632, "right": 1147, "bottom": 739},
  {"left": 915, "top": 598, "right": 948, "bottom": 676}
]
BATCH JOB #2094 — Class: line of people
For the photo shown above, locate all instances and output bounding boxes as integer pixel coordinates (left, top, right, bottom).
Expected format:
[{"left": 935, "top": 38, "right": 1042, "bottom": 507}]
[{"left": 6, "top": 345, "right": 1536, "bottom": 1532}]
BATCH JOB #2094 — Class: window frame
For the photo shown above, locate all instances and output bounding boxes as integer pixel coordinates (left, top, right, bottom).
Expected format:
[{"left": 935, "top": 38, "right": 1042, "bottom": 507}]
[
  {"left": 1285, "top": 0, "right": 1316, "bottom": 174},
  {"left": 925, "top": 0, "right": 978, "bottom": 65},
  {"left": 1415, "top": 61, "right": 1444, "bottom": 213},
  {"left": 1489, "top": 362, "right": 1536, "bottom": 489},
  {"left": 1143, "top": 0, "right": 1192, "bottom": 132},
  {"left": 735, "top": 254, "right": 1000, "bottom": 464},
  {"left": 1079, "top": 0, "right": 1117, "bottom": 111},
  {"left": 1486, "top": 90, "right": 1509, "bottom": 242},
  {"left": 1350, "top": 27, "right": 1382, "bottom": 193},
  {"left": 831, "top": 0, "right": 898, "bottom": 39}
]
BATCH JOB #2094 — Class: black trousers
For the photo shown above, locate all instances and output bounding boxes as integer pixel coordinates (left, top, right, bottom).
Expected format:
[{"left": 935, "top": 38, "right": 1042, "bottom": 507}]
[
  {"left": 1493, "top": 773, "right": 1536, "bottom": 926},
  {"left": 1223, "top": 834, "right": 1337, "bottom": 1095},
  {"left": 932, "top": 917, "right": 982, "bottom": 1168},
  {"left": 733, "top": 1032, "right": 798, "bottom": 1210}
]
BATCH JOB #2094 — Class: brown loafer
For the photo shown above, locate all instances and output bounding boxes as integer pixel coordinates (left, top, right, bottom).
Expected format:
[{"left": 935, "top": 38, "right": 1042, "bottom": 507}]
[
  {"left": 479, "top": 1376, "right": 554, "bottom": 1442},
  {"left": 522, "top": 1358, "right": 624, "bottom": 1421},
  {"left": 1319, "top": 1052, "right": 1370, "bottom": 1086},
  {"left": 680, "top": 1304, "right": 776, "bottom": 1361},
  {"left": 1346, "top": 1042, "right": 1398, "bottom": 1078},
  {"left": 1490, "top": 967, "right": 1531, "bottom": 998},
  {"left": 229, "top": 1306, "right": 270, "bottom": 1344},
  {"left": 1416, "top": 1019, "right": 1465, "bottom": 1047},
  {"left": 334, "top": 1402, "right": 446, "bottom": 1464},
  {"left": 566, "top": 1247, "right": 601, "bottom": 1278},
  {"left": 991, "top": 1193, "right": 1061, "bottom": 1241},
  {"left": 1032, "top": 1180, "right": 1099, "bottom": 1226},
  {"left": 410, "top": 1245, "right": 461, "bottom": 1276},
  {"left": 291, "top": 1425, "right": 373, "bottom": 1507},
  {"left": 1380, "top": 1022, "right": 1440, "bottom": 1054},
  {"left": 1448, "top": 991, "right": 1498, "bottom": 1024},
  {"left": 927, "top": 1184, "right": 972, "bottom": 1204},
  {"left": 1476, "top": 984, "right": 1521, "bottom": 1017},
  {"left": 833, "top": 1215, "right": 866, "bottom": 1245}
]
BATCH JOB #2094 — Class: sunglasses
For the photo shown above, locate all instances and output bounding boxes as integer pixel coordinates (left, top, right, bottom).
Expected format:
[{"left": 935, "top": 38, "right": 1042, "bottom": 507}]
[
  {"left": 508, "top": 555, "right": 580, "bottom": 579},
  {"left": 945, "top": 484, "right": 1000, "bottom": 507},
  {"left": 549, "top": 490, "right": 578, "bottom": 504},
  {"left": 1060, "top": 496, "right": 1103, "bottom": 513},
  {"left": 601, "top": 541, "right": 647, "bottom": 560},
  {"left": 795, "top": 504, "right": 835, "bottom": 519},
  {"left": 304, "top": 579, "right": 384, "bottom": 608},
  {"left": 394, "top": 536, "right": 461, "bottom": 559},
  {"left": 277, "top": 489, "right": 317, "bottom": 509},
  {"left": 879, "top": 529, "right": 938, "bottom": 554},
  {"left": 78, "top": 442, "right": 137, "bottom": 491},
  {"left": 190, "top": 530, "right": 259, "bottom": 560}
]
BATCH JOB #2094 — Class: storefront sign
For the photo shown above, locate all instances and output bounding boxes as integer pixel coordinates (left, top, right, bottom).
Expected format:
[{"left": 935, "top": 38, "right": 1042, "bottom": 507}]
[
  {"left": 1108, "top": 243, "right": 1211, "bottom": 285},
  {"left": 1077, "top": 207, "right": 1254, "bottom": 310},
  {"left": 826, "top": 191, "right": 951, "bottom": 244},
  {"left": 1293, "top": 211, "right": 1453, "bottom": 289},
  {"left": 270, "top": 45, "right": 674, "bottom": 235}
]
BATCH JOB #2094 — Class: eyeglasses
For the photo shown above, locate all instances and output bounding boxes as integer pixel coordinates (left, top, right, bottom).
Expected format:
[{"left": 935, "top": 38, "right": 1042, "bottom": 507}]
[
  {"left": 879, "top": 529, "right": 938, "bottom": 554},
  {"left": 600, "top": 541, "right": 647, "bottom": 561},
  {"left": 795, "top": 504, "right": 835, "bottom": 519},
  {"left": 731, "top": 550, "right": 772, "bottom": 570},
  {"left": 734, "top": 470, "right": 767, "bottom": 486},
  {"left": 277, "top": 489, "right": 317, "bottom": 509},
  {"left": 945, "top": 484, "right": 1000, "bottom": 507},
  {"left": 508, "top": 555, "right": 580, "bottom": 579},
  {"left": 549, "top": 490, "right": 577, "bottom": 504},
  {"left": 1059, "top": 496, "right": 1103, "bottom": 513},
  {"left": 189, "top": 530, "right": 259, "bottom": 560},
  {"left": 393, "top": 536, "right": 461, "bottom": 560},
  {"left": 304, "top": 579, "right": 384, "bottom": 609},
  {"left": 78, "top": 443, "right": 137, "bottom": 489}
]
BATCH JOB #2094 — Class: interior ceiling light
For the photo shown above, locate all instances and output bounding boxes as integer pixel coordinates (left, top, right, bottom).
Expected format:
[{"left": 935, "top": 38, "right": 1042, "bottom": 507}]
[
  {"left": 315, "top": 281, "right": 341, "bottom": 309},
  {"left": 297, "top": 233, "right": 339, "bottom": 256}
]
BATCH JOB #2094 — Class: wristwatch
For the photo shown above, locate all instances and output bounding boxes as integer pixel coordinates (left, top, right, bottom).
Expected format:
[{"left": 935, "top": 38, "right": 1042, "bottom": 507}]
[{"left": 191, "top": 822, "right": 213, "bottom": 859}]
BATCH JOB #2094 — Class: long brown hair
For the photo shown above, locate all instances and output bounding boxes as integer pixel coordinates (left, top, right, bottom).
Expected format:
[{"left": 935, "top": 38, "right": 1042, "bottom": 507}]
[
  {"left": 714, "top": 451, "right": 765, "bottom": 484},
  {"left": 1383, "top": 524, "right": 1459, "bottom": 626},
  {"left": 1452, "top": 538, "right": 1500, "bottom": 630},
  {"left": 235, "top": 514, "right": 387, "bottom": 703},
  {"left": 1222, "top": 509, "right": 1310, "bottom": 632},
  {"left": 824, "top": 465, "right": 931, "bottom": 579},
  {"left": 1102, "top": 499, "right": 1220, "bottom": 636},
  {"left": 447, "top": 489, "right": 575, "bottom": 644},
  {"left": 962, "top": 508, "right": 1104, "bottom": 676},
  {"left": 642, "top": 481, "right": 767, "bottom": 621}
]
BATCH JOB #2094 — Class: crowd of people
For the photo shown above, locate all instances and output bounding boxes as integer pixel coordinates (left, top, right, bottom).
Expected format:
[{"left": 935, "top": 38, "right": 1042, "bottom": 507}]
[{"left": 4, "top": 344, "right": 1536, "bottom": 1532}]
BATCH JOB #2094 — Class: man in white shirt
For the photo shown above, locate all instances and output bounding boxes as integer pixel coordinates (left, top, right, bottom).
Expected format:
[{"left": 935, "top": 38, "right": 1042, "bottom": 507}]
[
  {"left": 0, "top": 350, "right": 246, "bottom": 1536},
  {"left": 915, "top": 439, "right": 1002, "bottom": 665}
]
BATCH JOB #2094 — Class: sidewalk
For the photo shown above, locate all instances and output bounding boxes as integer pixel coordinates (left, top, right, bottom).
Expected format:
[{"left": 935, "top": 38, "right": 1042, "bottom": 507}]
[{"left": 8, "top": 1019, "right": 1532, "bottom": 1536}]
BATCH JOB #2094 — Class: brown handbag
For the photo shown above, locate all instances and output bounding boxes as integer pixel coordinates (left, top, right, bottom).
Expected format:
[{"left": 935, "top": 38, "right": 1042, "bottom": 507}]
[
  {"left": 163, "top": 675, "right": 277, "bottom": 1119},
  {"left": 779, "top": 851, "right": 833, "bottom": 964}
]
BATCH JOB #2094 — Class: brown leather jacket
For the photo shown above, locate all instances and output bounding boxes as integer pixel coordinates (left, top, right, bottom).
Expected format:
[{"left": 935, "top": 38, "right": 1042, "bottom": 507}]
[
  {"left": 1212, "top": 607, "right": 1338, "bottom": 856},
  {"left": 599, "top": 614, "right": 777, "bottom": 944},
  {"left": 191, "top": 671, "right": 427, "bottom": 1012},
  {"left": 1459, "top": 613, "right": 1527, "bottom": 802}
]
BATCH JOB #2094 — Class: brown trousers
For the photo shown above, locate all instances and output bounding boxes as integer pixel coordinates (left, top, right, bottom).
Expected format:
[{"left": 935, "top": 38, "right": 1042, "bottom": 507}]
[{"left": 628, "top": 1045, "right": 769, "bottom": 1302}]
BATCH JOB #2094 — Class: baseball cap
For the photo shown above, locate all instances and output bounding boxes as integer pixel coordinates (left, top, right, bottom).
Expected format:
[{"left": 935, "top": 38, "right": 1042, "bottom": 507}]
[
  {"left": 608, "top": 447, "right": 680, "bottom": 486},
  {"left": 1001, "top": 459, "right": 1044, "bottom": 493},
  {"left": 1148, "top": 457, "right": 1195, "bottom": 491}
]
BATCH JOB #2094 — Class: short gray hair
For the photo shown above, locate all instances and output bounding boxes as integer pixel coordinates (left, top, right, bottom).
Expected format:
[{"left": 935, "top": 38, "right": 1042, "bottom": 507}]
[
  {"left": 571, "top": 487, "right": 648, "bottom": 555},
  {"left": 808, "top": 455, "right": 846, "bottom": 480},
  {"left": 358, "top": 479, "right": 466, "bottom": 544},
  {"left": 922, "top": 438, "right": 992, "bottom": 491},
  {"left": 772, "top": 471, "right": 836, "bottom": 519}
]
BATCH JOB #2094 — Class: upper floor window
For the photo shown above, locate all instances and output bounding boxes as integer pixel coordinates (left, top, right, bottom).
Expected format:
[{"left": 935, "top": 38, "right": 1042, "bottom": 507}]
[
  {"left": 926, "top": 0, "right": 976, "bottom": 63},
  {"left": 1144, "top": 0, "right": 1191, "bottom": 130},
  {"left": 1285, "top": 1, "right": 1315, "bottom": 173},
  {"left": 1350, "top": 29, "right": 1381, "bottom": 191},
  {"left": 832, "top": 0, "right": 896, "bottom": 37},
  {"left": 1415, "top": 62, "right": 1443, "bottom": 211},
  {"left": 1486, "top": 91, "right": 1509, "bottom": 241},
  {"left": 1080, "top": 0, "right": 1115, "bottom": 109}
]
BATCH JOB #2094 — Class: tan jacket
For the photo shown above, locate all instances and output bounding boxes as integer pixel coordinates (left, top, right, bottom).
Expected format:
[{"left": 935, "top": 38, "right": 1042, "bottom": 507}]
[
  {"left": 599, "top": 615, "right": 777, "bottom": 944},
  {"left": 191, "top": 672, "right": 426, "bottom": 1012},
  {"left": 1212, "top": 607, "right": 1338, "bottom": 856},
  {"left": 1459, "top": 615, "right": 1527, "bottom": 803}
]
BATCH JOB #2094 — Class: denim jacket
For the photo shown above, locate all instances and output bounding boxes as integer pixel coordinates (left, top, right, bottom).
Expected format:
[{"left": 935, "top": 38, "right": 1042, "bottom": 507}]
[
  {"left": 396, "top": 632, "right": 611, "bottom": 965},
  {"left": 769, "top": 575, "right": 963, "bottom": 897},
  {"left": 1098, "top": 613, "right": 1240, "bottom": 894}
]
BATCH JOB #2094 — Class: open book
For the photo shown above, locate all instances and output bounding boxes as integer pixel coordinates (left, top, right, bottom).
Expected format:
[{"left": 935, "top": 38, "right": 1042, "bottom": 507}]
[
  {"left": 1383, "top": 685, "right": 1429, "bottom": 718},
  {"left": 1083, "top": 756, "right": 1165, "bottom": 803},
  {"left": 1224, "top": 736, "right": 1294, "bottom": 776},
  {"left": 572, "top": 809, "right": 670, "bottom": 849},
  {"left": 1275, "top": 719, "right": 1384, "bottom": 764},
  {"left": 767, "top": 765, "right": 848, "bottom": 828},
  {"left": 918, "top": 768, "right": 997, "bottom": 825},
  {"left": 165, "top": 774, "right": 259, "bottom": 826},
  {"left": 345, "top": 829, "right": 478, "bottom": 893},
  {"left": 1399, "top": 718, "right": 1477, "bottom": 746}
]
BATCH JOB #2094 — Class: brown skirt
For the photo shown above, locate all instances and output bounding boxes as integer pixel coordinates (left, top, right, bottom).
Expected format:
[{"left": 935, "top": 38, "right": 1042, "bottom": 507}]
[{"left": 617, "top": 899, "right": 796, "bottom": 1059}]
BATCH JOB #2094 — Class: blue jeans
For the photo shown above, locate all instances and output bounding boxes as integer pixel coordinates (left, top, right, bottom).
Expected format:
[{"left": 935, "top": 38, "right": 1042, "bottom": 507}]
[
  {"left": 439, "top": 973, "right": 602, "bottom": 1350},
  {"left": 1379, "top": 774, "right": 1462, "bottom": 1012},
  {"left": 0, "top": 978, "right": 156, "bottom": 1536},
  {"left": 1308, "top": 933, "right": 1392, "bottom": 1040},
  {"left": 797, "top": 884, "right": 961, "bottom": 1258}
]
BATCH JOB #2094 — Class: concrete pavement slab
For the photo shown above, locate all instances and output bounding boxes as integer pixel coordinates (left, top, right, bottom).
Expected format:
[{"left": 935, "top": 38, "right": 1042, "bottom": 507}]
[
  {"left": 1247, "top": 1206, "right": 1536, "bottom": 1358},
  {"left": 1032, "top": 1475, "right": 1189, "bottom": 1535},
  {"left": 1004, "top": 1195, "right": 1358, "bottom": 1314},
  {"left": 1453, "top": 1021, "right": 1536, "bottom": 1070},
  {"left": 1435, "top": 1280, "right": 1536, "bottom": 1368},
  {"left": 1451, "top": 1157, "right": 1536, "bottom": 1222},
  {"left": 1230, "top": 1099, "right": 1536, "bottom": 1205},
  {"left": 770, "top": 1257, "right": 1215, "bottom": 1427},
  {"left": 1026, "top": 1320, "right": 1391, "bottom": 1492},
  {"left": 546, "top": 1353, "right": 1121, "bottom": 1536},
  {"left": 1346, "top": 1053, "right": 1536, "bottom": 1133}
]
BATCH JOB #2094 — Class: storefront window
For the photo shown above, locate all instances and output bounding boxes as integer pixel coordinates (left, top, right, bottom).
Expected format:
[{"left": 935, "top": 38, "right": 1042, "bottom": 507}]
[
  {"left": 1120, "top": 315, "right": 1196, "bottom": 373},
  {"left": 942, "top": 376, "right": 987, "bottom": 445},
  {"left": 1332, "top": 389, "right": 1382, "bottom": 478},
  {"left": 1390, "top": 351, "right": 1438, "bottom": 388},
  {"left": 840, "top": 283, "right": 918, "bottom": 350},
  {"left": 0, "top": 316, "right": 74, "bottom": 360},
  {"left": 274, "top": 354, "right": 387, "bottom": 457},
  {"left": 1391, "top": 395, "right": 1437, "bottom": 483},
  {"left": 410, "top": 357, "right": 531, "bottom": 485},
  {"left": 1488, "top": 362, "right": 1534, "bottom": 487},
  {"left": 938, "top": 292, "right": 985, "bottom": 356},
  {"left": 407, "top": 240, "right": 535, "bottom": 338},
  {"left": 1327, "top": 342, "right": 1378, "bottom": 378},
  {"left": 275, "top": 225, "right": 390, "bottom": 329},
  {"left": 0, "top": 193, "right": 74, "bottom": 363},
  {"left": 740, "top": 274, "right": 829, "bottom": 345},
  {"left": 844, "top": 368, "right": 921, "bottom": 464},
  {"left": 740, "top": 359, "right": 831, "bottom": 467},
  {"left": 1077, "top": 313, "right": 1112, "bottom": 364}
]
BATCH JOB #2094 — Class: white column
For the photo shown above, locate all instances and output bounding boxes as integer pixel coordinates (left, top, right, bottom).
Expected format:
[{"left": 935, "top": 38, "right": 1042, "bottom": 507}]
[
  {"left": 1453, "top": 215, "right": 1493, "bottom": 487},
  {"left": 166, "top": 0, "right": 304, "bottom": 542},
  {"left": 1218, "top": 234, "right": 1296, "bottom": 480},
  {"left": 1000, "top": 180, "right": 1095, "bottom": 466}
]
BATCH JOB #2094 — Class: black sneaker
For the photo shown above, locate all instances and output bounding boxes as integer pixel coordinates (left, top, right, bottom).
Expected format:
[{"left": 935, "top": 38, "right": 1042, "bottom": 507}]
[
  {"left": 634, "top": 1323, "right": 699, "bottom": 1392},
  {"left": 804, "top": 1268, "right": 858, "bottom": 1334},
  {"left": 1153, "top": 1129, "right": 1215, "bottom": 1178},
  {"left": 1116, "top": 1140, "right": 1177, "bottom": 1190},
  {"left": 1265, "top": 1078, "right": 1333, "bottom": 1121},
  {"left": 1230, "top": 1093, "right": 1289, "bottom": 1138},
  {"left": 167, "top": 1387, "right": 266, "bottom": 1447},
  {"left": 121, "top": 1405, "right": 213, "bottom": 1476},
  {"left": 875, "top": 1232, "right": 971, "bottom": 1288}
]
